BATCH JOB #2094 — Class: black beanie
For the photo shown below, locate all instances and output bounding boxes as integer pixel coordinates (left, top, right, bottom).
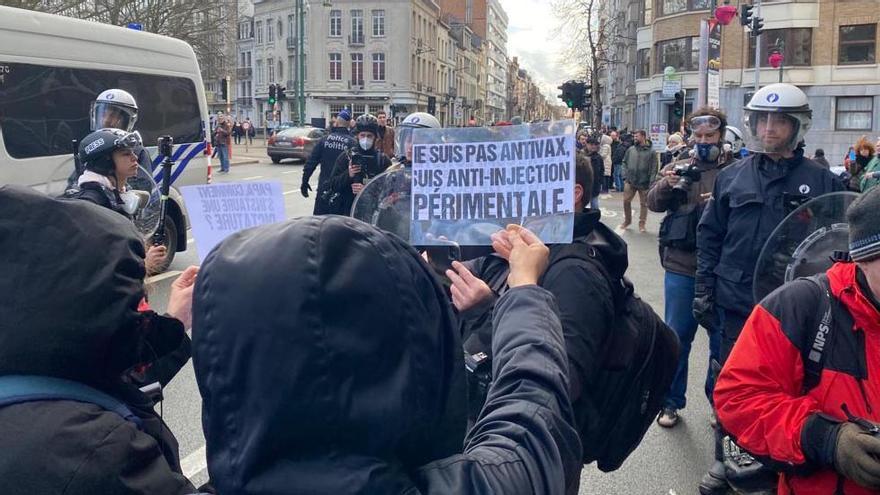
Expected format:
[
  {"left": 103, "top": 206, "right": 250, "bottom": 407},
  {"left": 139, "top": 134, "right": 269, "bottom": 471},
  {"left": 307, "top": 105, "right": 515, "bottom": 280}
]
[{"left": 848, "top": 186, "right": 880, "bottom": 262}]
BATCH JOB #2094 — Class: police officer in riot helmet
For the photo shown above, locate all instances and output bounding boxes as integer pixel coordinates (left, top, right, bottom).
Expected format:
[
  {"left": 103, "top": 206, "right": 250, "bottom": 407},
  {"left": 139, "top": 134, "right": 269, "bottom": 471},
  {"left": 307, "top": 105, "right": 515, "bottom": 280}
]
[
  {"left": 65, "top": 128, "right": 167, "bottom": 274},
  {"left": 394, "top": 112, "right": 442, "bottom": 166},
  {"left": 90, "top": 89, "right": 153, "bottom": 172},
  {"left": 694, "top": 83, "right": 845, "bottom": 495},
  {"left": 326, "top": 113, "right": 392, "bottom": 215}
]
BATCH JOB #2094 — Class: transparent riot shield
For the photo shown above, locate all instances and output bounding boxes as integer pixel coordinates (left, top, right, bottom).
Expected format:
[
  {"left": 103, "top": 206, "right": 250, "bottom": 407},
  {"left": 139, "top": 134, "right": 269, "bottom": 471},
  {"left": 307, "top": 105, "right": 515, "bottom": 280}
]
[
  {"left": 752, "top": 191, "right": 859, "bottom": 303},
  {"left": 47, "top": 162, "right": 162, "bottom": 238}
]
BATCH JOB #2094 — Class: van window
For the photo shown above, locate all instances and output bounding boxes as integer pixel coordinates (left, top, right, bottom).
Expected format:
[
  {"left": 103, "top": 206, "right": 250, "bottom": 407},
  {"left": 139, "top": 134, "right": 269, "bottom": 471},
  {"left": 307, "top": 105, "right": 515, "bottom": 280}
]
[{"left": 0, "top": 63, "right": 203, "bottom": 159}]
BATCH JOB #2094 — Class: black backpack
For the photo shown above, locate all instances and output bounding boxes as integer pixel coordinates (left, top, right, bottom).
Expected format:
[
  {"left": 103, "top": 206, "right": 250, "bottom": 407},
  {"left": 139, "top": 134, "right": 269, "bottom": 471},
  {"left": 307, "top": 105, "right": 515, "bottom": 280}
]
[{"left": 463, "top": 239, "right": 681, "bottom": 472}]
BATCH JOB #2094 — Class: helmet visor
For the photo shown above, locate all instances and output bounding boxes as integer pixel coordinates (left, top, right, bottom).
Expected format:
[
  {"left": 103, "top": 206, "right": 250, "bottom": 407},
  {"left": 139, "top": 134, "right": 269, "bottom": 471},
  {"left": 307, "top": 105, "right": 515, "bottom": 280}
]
[
  {"left": 743, "top": 111, "right": 802, "bottom": 154},
  {"left": 395, "top": 126, "right": 415, "bottom": 160},
  {"left": 115, "top": 131, "right": 143, "bottom": 150},
  {"left": 91, "top": 102, "right": 138, "bottom": 132}
]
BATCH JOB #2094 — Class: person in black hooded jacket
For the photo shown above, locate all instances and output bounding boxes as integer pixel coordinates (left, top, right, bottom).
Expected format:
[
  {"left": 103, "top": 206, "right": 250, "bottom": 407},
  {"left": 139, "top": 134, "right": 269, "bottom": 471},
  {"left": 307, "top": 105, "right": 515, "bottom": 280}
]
[
  {"left": 191, "top": 215, "right": 582, "bottom": 495},
  {"left": 326, "top": 113, "right": 392, "bottom": 216},
  {"left": 455, "top": 156, "right": 626, "bottom": 483},
  {"left": 0, "top": 185, "right": 200, "bottom": 495}
]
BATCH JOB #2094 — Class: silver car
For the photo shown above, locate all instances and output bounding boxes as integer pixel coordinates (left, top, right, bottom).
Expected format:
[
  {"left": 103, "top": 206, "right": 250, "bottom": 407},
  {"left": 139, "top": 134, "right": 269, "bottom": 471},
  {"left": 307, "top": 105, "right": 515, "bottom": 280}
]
[{"left": 267, "top": 126, "right": 328, "bottom": 164}]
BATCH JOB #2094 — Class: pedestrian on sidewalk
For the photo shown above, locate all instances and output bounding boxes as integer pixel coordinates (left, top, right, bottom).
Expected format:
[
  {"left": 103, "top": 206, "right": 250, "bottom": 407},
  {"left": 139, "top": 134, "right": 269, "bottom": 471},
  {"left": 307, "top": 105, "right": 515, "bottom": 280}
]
[
  {"left": 245, "top": 118, "right": 255, "bottom": 148},
  {"left": 214, "top": 116, "right": 231, "bottom": 174},
  {"left": 620, "top": 130, "right": 656, "bottom": 233},
  {"left": 241, "top": 118, "right": 252, "bottom": 152},
  {"left": 233, "top": 120, "right": 242, "bottom": 145}
]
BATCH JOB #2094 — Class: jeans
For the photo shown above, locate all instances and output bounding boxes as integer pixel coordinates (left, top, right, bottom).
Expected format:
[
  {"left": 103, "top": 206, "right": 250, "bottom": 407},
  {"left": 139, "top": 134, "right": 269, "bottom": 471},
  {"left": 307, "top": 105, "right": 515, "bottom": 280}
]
[
  {"left": 662, "top": 271, "right": 720, "bottom": 410},
  {"left": 216, "top": 144, "right": 230, "bottom": 172},
  {"left": 613, "top": 164, "right": 625, "bottom": 191}
]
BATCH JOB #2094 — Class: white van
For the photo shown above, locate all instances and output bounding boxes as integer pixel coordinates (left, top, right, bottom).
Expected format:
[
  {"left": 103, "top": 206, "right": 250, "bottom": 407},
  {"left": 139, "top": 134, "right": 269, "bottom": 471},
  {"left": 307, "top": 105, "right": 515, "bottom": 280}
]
[{"left": 0, "top": 6, "right": 211, "bottom": 268}]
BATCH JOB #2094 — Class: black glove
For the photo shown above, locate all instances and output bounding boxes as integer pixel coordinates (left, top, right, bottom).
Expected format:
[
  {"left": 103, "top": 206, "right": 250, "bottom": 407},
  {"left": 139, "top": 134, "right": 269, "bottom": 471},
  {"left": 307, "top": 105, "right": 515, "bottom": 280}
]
[
  {"left": 300, "top": 182, "right": 311, "bottom": 198},
  {"left": 693, "top": 285, "right": 715, "bottom": 329},
  {"left": 835, "top": 421, "right": 880, "bottom": 488}
]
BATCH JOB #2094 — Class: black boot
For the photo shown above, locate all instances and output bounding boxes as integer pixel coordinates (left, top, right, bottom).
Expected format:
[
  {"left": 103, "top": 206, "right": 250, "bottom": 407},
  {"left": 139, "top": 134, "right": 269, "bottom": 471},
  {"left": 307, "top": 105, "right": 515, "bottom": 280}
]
[{"left": 699, "top": 460, "right": 729, "bottom": 495}]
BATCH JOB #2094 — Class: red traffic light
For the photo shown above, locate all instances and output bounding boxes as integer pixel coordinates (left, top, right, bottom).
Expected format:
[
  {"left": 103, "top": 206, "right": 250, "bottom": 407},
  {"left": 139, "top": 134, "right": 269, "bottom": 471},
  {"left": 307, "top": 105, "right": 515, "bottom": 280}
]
[
  {"left": 768, "top": 52, "right": 784, "bottom": 69},
  {"left": 714, "top": 4, "right": 737, "bottom": 25}
]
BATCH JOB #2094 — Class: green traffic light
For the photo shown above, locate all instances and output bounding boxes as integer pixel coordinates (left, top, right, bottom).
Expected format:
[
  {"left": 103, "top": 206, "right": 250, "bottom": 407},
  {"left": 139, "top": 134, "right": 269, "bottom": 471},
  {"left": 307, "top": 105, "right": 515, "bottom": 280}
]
[{"left": 269, "top": 97, "right": 276, "bottom": 105}]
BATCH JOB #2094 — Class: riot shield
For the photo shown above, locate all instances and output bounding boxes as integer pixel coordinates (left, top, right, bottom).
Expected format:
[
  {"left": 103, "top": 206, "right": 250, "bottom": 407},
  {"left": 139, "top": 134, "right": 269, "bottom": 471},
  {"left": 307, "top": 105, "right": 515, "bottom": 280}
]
[{"left": 752, "top": 191, "right": 859, "bottom": 303}]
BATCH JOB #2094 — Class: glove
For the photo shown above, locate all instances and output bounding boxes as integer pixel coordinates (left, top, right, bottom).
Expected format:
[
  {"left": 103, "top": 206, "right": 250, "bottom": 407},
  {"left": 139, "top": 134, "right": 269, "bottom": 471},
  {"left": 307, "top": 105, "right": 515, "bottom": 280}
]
[
  {"left": 835, "top": 421, "right": 880, "bottom": 489},
  {"left": 300, "top": 182, "right": 311, "bottom": 198},
  {"left": 693, "top": 285, "right": 715, "bottom": 329}
]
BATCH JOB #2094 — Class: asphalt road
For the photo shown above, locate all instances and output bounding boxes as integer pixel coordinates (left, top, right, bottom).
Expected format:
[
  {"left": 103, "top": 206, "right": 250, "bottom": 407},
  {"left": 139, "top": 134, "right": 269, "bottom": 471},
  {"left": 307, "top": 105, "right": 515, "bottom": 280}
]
[{"left": 147, "top": 147, "right": 716, "bottom": 493}]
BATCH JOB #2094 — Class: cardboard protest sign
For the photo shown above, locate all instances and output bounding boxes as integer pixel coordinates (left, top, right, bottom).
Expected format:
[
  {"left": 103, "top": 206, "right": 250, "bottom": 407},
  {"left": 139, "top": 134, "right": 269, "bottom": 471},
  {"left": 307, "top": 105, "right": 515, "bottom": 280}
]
[
  {"left": 181, "top": 181, "right": 286, "bottom": 262},
  {"left": 410, "top": 120, "right": 576, "bottom": 245}
]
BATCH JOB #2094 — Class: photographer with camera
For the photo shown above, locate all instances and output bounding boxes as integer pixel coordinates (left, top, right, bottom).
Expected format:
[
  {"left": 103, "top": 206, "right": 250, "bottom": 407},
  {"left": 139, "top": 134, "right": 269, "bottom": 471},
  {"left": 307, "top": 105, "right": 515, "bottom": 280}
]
[
  {"left": 713, "top": 186, "right": 880, "bottom": 495},
  {"left": 647, "top": 108, "right": 731, "bottom": 429},
  {"left": 327, "top": 113, "right": 392, "bottom": 216},
  {"left": 301, "top": 111, "right": 356, "bottom": 214}
]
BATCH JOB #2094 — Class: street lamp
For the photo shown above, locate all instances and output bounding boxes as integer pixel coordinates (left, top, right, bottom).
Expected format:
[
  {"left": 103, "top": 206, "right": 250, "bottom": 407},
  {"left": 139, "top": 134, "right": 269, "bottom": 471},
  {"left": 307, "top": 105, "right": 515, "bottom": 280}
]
[{"left": 768, "top": 37, "right": 784, "bottom": 82}]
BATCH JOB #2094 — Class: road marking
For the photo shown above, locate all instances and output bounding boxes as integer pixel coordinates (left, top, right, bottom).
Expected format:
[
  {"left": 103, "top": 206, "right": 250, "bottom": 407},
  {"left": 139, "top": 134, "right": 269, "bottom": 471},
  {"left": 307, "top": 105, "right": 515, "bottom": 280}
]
[
  {"left": 242, "top": 175, "right": 264, "bottom": 180},
  {"left": 145, "top": 270, "right": 182, "bottom": 285},
  {"left": 283, "top": 190, "right": 298, "bottom": 195},
  {"left": 281, "top": 170, "right": 298, "bottom": 175},
  {"left": 181, "top": 445, "right": 207, "bottom": 478}
]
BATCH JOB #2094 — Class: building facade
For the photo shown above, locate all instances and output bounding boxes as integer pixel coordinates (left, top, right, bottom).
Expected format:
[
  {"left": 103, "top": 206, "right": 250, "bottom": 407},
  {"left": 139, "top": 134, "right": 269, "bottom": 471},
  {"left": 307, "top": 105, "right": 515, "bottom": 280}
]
[{"left": 600, "top": 0, "right": 880, "bottom": 159}]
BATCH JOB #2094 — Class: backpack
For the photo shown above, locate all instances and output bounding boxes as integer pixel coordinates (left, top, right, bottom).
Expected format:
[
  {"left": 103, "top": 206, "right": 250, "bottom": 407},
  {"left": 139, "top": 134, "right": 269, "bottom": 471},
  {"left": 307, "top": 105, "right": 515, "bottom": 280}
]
[
  {"left": 463, "top": 239, "right": 681, "bottom": 472},
  {"left": 0, "top": 375, "right": 143, "bottom": 429}
]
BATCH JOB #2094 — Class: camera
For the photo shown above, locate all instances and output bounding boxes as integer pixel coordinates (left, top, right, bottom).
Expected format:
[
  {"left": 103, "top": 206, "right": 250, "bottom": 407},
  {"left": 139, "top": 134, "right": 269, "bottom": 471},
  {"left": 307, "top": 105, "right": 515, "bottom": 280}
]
[
  {"left": 349, "top": 148, "right": 380, "bottom": 183},
  {"left": 158, "top": 135, "right": 173, "bottom": 158},
  {"left": 672, "top": 162, "right": 702, "bottom": 193}
]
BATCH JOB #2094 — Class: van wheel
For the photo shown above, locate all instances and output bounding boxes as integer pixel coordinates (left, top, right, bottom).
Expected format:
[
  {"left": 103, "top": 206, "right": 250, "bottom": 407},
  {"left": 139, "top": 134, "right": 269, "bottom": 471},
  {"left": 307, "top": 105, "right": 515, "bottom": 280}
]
[
  {"left": 270, "top": 155, "right": 281, "bottom": 164},
  {"left": 150, "top": 215, "right": 178, "bottom": 274}
]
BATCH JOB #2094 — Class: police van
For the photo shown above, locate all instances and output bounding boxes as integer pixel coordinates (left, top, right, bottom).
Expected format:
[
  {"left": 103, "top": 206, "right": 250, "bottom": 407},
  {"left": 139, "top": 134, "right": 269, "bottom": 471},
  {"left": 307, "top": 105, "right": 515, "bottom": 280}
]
[{"left": 0, "top": 6, "right": 211, "bottom": 269}]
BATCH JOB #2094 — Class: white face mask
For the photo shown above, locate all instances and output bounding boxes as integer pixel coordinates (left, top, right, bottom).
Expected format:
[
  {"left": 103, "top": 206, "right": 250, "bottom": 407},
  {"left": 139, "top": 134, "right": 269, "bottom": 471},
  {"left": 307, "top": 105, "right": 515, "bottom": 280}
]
[{"left": 359, "top": 137, "right": 374, "bottom": 151}]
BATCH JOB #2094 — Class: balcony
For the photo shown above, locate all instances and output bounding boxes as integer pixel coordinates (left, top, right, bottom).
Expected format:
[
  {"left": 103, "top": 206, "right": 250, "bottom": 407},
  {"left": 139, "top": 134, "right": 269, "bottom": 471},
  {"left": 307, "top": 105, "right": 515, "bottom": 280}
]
[
  {"left": 349, "top": 80, "right": 365, "bottom": 89},
  {"left": 348, "top": 34, "right": 364, "bottom": 46},
  {"left": 287, "top": 37, "right": 297, "bottom": 50},
  {"left": 236, "top": 67, "right": 252, "bottom": 79},
  {"left": 237, "top": 96, "right": 253, "bottom": 106}
]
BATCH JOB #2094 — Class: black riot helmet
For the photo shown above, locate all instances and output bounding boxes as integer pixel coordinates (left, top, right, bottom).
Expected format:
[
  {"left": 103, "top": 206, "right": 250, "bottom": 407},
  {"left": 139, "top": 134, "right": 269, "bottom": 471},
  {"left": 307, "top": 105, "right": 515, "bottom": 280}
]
[
  {"left": 355, "top": 113, "right": 380, "bottom": 136},
  {"left": 78, "top": 129, "right": 143, "bottom": 176}
]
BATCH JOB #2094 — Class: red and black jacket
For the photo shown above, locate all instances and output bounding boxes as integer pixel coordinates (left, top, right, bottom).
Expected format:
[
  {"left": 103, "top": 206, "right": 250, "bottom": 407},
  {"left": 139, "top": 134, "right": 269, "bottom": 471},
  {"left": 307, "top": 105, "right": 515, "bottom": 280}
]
[{"left": 715, "top": 262, "right": 880, "bottom": 495}]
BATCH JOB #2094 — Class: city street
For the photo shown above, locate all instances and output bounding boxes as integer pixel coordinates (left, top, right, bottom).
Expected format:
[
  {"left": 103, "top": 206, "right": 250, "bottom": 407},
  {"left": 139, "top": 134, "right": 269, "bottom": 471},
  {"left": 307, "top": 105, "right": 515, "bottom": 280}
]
[{"left": 146, "top": 144, "right": 715, "bottom": 493}]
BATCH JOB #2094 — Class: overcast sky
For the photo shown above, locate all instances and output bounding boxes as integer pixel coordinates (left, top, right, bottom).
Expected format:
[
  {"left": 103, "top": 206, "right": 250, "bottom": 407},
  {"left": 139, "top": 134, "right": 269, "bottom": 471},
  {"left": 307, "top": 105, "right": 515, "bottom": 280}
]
[{"left": 499, "top": 0, "right": 576, "bottom": 103}]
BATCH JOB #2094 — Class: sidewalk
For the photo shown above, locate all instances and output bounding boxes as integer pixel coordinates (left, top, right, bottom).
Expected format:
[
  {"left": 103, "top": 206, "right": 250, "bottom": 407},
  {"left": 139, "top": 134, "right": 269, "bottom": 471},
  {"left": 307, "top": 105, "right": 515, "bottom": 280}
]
[{"left": 216, "top": 141, "right": 266, "bottom": 167}]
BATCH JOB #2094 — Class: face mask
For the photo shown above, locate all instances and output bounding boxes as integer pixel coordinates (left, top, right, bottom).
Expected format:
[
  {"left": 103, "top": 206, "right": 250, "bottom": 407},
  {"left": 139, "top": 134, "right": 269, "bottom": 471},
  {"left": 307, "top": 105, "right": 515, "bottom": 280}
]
[
  {"left": 695, "top": 142, "right": 721, "bottom": 163},
  {"left": 119, "top": 191, "right": 141, "bottom": 215},
  {"left": 359, "top": 137, "right": 374, "bottom": 151}
]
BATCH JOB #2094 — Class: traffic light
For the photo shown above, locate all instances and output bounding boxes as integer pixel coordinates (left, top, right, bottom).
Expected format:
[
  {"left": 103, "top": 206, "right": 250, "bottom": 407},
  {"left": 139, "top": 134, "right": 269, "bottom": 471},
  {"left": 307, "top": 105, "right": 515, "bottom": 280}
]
[
  {"left": 751, "top": 16, "right": 764, "bottom": 37},
  {"left": 672, "top": 90, "right": 685, "bottom": 118},
  {"left": 268, "top": 83, "right": 276, "bottom": 105},
  {"left": 277, "top": 86, "right": 286, "bottom": 100},
  {"left": 739, "top": 4, "right": 753, "bottom": 26},
  {"left": 571, "top": 82, "right": 588, "bottom": 111},
  {"left": 220, "top": 78, "right": 228, "bottom": 101},
  {"left": 582, "top": 90, "right": 592, "bottom": 113},
  {"left": 558, "top": 81, "right": 575, "bottom": 108}
]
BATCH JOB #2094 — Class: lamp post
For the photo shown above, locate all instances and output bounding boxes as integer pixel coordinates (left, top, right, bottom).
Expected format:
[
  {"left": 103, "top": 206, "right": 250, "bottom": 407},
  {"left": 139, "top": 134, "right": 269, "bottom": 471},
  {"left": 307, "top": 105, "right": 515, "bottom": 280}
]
[{"left": 768, "top": 38, "right": 784, "bottom": 83}]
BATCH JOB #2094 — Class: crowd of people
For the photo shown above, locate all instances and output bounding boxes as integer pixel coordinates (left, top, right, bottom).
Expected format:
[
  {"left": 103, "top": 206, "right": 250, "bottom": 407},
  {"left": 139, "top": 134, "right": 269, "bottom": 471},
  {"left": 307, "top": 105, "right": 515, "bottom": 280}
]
[{"left": 3, "top": 81, "right": 880, "bottom": 495}]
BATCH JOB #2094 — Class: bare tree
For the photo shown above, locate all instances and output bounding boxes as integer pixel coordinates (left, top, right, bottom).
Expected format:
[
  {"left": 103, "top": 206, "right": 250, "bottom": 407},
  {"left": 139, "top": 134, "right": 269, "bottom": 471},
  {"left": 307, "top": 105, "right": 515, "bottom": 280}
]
[
  {"left": 553, "top": 0, "right": 631, "bottom": 128},
  {"left": 2, "top": 0, "right": 237, "bottom": 81}
]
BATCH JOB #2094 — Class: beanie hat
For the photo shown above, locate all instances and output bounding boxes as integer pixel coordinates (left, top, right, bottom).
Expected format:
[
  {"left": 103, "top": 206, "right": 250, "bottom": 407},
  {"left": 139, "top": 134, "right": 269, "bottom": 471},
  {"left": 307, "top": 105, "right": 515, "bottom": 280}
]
[
  {"left": 847, "top": 186, "right": 880, "bottom": 262},
  {"left": 338, "top": 109, "right": 352, "bottom": 121}
]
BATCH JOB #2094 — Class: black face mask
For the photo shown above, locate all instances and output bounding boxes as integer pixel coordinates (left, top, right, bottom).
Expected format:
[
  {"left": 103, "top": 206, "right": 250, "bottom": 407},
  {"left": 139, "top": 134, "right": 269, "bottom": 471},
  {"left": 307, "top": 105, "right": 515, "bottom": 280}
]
[{"left": 857, "top": 153, "right": 872, "bottom": 166}]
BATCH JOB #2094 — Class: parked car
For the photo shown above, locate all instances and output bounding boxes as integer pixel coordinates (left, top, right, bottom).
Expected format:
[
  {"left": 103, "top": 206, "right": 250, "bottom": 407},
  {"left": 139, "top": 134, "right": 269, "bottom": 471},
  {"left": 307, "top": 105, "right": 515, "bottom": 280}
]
[
  {"left": 274, "top": 121, "right": 298, "bottom": 134},
  {"left": 267, "top": 126, "right": 327, "bottom": 163}
]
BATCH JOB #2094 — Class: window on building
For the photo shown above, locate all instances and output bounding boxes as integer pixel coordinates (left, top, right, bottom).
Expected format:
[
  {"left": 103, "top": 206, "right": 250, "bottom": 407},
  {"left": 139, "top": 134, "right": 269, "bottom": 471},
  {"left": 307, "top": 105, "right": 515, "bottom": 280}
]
[
  {"left": 839, "top": 24, "right": 876, "bottom": 65},
  {"left": 330, "top": 10, "right": 342, "bottom": 37},
  {"left": 278, "top": 19, "right": 283, "bottom": 38},
  {"left": 748, "top": 28, "right": 812, "bottom": 67},
  {"left": 278, "top": 61, "right": 283, "bottom": 83},
  {"left": 246, "top": 52, "right": 252, "bottom": 67},
  {"left": 267, "top": 58, "right": 274, "bottom": 84},
  {"left": 351, "top": 53, "right": 364, "bottom": 85},
  {"left": 637, "top": 48, "right": 651, "bottom": 78},
  {"left": 351, "top": 10, "right": 364, "bottom": 43},
  {"left": 352, "top": 104, "right": 366, "bottom": 116},
  {"left": 372, "top": 10, "right": 385, "bottom": 37},
  {"left": 690, "top": 36, "right": 701, "bottom": 70},
  {"left": 655, "top": 37, "right": 696, "bottom": 73},
  {"left": 267, "top": 19, "right": 274, "bottom": 43},
  {"left": 255, "top": 60, "right": 263, "bottom": 84},
  {"left": 240, "top": 52, "right": 246, "bottom": 68},
  {"left": 836, "top": 96, "right": 874, "bottom": 131},
  {"left": 372, "top": 53, "right": 386, "bottom": 81},
  {"left": 288, "top": 15, "right": 295, "bottom": 41},
  {"left": 288, "top": 56, "right": 295, "bottom": 82},
  {"left": 329, "top": 53, "right": 342, "bottom": 80},
  {"left": 256, "top": 21, "right": 263, "bottom": 44},
  {"left": 659, "top": 0, "right": 711, "bottom": 16}
]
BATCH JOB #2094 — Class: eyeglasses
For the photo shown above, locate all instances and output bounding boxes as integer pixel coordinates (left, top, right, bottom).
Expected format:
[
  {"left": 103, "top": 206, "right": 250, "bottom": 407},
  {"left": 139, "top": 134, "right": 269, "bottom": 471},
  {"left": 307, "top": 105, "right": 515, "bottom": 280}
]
[{"left": 689, "top": 115, "right": 722, "bottom": 131}]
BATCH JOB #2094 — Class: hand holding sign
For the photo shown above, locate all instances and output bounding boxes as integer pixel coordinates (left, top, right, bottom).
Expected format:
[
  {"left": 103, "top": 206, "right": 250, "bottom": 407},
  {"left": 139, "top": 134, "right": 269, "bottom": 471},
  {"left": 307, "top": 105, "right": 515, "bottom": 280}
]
[{"left": 504, "top": 225, "right": 549, "bottom": 288}]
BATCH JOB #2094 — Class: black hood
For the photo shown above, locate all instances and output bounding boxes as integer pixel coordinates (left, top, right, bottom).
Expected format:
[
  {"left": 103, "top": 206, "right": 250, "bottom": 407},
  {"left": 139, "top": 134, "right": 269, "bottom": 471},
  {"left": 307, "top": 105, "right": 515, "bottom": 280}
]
[
  {"left": 192, "top": 215, "right": 466, "bottom": 494},
  {"left": 0, "top": 185, "right": 174, "bottom": 386},
  {"left": 574, "top": 210, "right": 629, "bottom": 280}
]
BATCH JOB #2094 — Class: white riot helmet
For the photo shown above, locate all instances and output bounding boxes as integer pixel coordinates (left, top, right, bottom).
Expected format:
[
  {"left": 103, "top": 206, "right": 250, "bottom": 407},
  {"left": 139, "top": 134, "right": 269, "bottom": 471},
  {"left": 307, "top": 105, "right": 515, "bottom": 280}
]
[
  {"left": 724, "top": 125, "right": 744, "bottom": 155},
  {"left": 91, "top": 89, "right": 139, "bottom": 132},
  {"left": 742, "top": 83, "right": 811, "bottom": 154},
  {"left": 394, "top": 112, "right": 441, "bottom": 161}
]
